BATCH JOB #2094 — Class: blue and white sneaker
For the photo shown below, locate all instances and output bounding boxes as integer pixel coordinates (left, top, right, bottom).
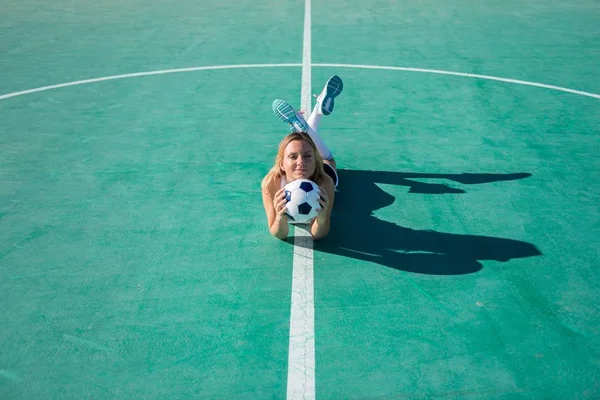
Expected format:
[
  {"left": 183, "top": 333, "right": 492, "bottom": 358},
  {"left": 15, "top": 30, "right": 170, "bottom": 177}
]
[
  {"left": 272, "top": 99, "right": 311, "bottom": 133},
  {"left": 315, "top": 75, "right": 343, "bottom": 115}
]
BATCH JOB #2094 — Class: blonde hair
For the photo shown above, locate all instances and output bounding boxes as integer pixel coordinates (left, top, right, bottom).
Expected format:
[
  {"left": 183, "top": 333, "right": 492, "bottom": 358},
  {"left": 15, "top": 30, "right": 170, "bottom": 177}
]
[{"left": 261, "top": 132, "right": 327, "bottom": 189}]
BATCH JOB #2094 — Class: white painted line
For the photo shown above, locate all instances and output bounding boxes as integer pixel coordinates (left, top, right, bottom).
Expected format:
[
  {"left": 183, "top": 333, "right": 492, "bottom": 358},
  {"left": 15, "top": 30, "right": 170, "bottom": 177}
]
[
  {"left": 287, "top": 229, "right": 315, "bottom": 400},
  {"left": 1, "top": 63, "right": 599, "bottom": 101},
  {"left": 313, "top": 63, "right": 600, "bottom": 99},
  {"left": 301, "top": 0, "right": 312, "bottom": 113},
  {"left": 286, "top": 1, "right": 316, "bottom": 399},
  {"left": 0, "top": 64, "right": 301, "bottom": 100}
]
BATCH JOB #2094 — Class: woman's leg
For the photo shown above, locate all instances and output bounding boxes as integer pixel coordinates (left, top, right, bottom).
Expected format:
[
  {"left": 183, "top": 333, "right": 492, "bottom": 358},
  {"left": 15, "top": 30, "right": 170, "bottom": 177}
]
[
  {"left": 271, "top": 75, "right": 343, "bottom": 169},
  {"left": 305, "top": 105, "right": 333, "bottom": 161},
  {"left": 305, "top": 75, "right": 344, "bottom": 162}
]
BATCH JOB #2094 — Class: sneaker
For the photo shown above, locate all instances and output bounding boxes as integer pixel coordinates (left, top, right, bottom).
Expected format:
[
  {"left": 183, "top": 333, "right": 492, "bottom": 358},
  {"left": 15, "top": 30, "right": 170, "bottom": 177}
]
[
  {"left": 272, "top": 99, "right": 311, "bottom": 133},
  {"left": 315, "top": 75, "right": 343, "bottom": 115}
]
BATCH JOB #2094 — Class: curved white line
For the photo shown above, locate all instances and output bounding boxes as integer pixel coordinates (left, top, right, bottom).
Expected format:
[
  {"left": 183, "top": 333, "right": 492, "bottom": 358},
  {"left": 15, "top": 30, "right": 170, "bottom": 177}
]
[
  {"left": 314, "top": 63, "right": 600, "bottom": 99},
  {"left": 0, "top": 63, "right": 302, "bottom": 100},
  {"left": 1, "top": 62, "right": 599, "bottom": 100}
]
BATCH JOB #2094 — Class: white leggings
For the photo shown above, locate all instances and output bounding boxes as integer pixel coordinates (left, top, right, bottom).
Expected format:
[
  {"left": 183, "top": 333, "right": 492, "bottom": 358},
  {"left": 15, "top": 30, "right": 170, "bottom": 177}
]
[
  {"left": 305, "top": 104, "right": 338, "bottom": 186},
  {"left": 305, "top": 104, "right": 333, "bottom": 161}
]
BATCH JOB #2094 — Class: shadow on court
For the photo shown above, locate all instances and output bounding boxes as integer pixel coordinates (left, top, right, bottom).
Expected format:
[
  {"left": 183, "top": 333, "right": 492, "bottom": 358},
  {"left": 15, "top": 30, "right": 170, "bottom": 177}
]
[{"left": 291, "top": 169, "right": 542, "bottom": 275}]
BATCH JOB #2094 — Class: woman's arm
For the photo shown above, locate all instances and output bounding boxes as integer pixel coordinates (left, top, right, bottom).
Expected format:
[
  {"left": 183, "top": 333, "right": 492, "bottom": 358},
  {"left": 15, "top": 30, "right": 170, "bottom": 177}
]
[
  {"left": 310, "top": 179, "right": 335, "bottom": 240},
  {"left": 262, "top": 180, "right": 289, "bottom": 240}
]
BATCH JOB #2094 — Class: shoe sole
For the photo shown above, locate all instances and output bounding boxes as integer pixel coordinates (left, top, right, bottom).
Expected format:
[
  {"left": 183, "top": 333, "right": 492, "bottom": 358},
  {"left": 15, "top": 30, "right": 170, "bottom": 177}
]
[
  {"left": 272, "top": 99, "right": 310, "bottom": 132},
  {"left": 320, "top": 75, "right": 343, "bottom": 115}
]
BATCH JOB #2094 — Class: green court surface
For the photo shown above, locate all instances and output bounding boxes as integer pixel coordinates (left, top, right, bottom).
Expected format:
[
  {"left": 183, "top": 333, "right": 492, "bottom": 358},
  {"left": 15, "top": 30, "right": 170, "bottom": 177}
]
[{"left": 1, "top": 0, "right": 599, "bottom": 398}]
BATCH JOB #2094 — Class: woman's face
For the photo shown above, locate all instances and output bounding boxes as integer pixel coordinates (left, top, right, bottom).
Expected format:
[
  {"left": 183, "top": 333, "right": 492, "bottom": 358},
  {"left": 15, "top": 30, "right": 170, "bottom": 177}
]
[{"left": 281, "top": 140, "right": 316, "bottom": 182}]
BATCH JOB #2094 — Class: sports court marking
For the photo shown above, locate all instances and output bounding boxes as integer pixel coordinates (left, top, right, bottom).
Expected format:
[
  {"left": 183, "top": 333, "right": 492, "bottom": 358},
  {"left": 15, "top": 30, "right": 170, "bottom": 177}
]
[
  {"left": 1, "top": 64, "right": 599, "bottom": 101},
  {"left": 286, "top": 1, "right": 316, "bottom": 399}
]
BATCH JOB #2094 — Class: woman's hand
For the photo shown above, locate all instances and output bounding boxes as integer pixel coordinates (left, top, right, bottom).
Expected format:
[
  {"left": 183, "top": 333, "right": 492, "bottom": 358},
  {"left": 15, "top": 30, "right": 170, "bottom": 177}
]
[
  {"left": 315, "top": 187, "right": 330, "bottom": 222},
  {"left": 274, "top": 188, "right": 289, "bottom": 222}
]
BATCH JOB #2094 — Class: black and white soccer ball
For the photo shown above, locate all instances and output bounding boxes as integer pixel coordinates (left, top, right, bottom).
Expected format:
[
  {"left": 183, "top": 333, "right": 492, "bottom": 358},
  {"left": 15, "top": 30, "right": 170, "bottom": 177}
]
[{"left": 284, "top": 179, "right": 321, "bottom": 224}]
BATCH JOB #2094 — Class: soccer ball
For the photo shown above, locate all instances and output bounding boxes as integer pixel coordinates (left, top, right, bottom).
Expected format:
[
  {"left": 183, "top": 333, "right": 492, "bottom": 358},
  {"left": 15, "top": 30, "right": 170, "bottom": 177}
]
[{"left": 284, "top": 179, "right": 321, "bottom": 224}]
